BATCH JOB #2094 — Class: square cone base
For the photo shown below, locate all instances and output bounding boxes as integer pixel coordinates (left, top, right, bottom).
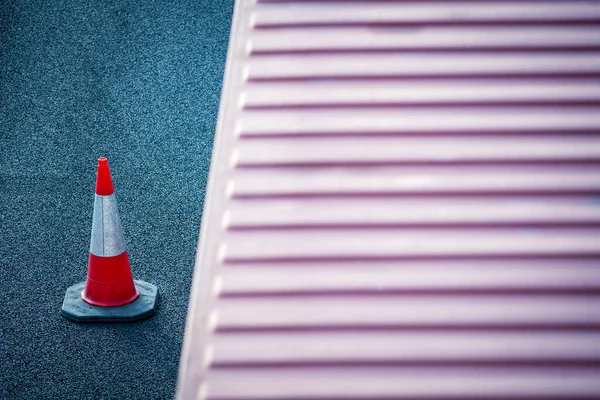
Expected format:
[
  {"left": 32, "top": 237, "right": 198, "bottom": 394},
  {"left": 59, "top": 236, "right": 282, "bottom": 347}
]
[{"left": 61, "top": 280, "right": 159, "bottom": 323}]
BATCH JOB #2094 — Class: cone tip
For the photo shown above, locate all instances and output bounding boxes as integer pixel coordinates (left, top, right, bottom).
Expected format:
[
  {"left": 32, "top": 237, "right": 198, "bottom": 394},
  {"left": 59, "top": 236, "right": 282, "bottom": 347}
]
[{"left": 96, "top": 157, "right": 114, "bottom": 195}]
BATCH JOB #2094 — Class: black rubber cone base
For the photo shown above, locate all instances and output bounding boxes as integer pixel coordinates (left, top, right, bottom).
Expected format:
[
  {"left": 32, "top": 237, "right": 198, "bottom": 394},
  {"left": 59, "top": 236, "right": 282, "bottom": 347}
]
[{"left": 61, "top": 280, "right": 159, "bottom": 323}]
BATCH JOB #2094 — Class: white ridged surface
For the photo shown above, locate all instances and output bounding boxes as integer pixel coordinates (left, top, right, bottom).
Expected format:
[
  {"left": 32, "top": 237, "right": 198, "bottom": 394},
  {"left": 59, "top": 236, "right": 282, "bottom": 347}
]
[
  {"left": 177, "top": 1, "right": 600, "bottom": 398},
  {"left": 209, "top": 331, "right": 600, "bottom": 365},
  {"left": 217, "top": 259, "right": 600, "bottom": 295},
  {"left": 203, "top": 367, "right": 600, "bottom": 399},
  {"left": 238, "top": 109, "right": 600, "bottom": 136},
  {"left": 252, "top": 2, "right": 600, "bottom": 27},
  {"left": 245, "top": 53, "right": 600, "bottom": 80},
  {"left": 249, "top": 27, "right": 600, "bottom": 54},
  {"left": 242, "top": 80, "right": 600, "bottom": 108}
]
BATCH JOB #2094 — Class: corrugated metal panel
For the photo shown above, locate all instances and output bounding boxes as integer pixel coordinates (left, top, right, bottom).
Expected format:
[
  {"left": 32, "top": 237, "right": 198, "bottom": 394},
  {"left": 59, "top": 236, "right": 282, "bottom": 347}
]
[{"left": 177, "top": 1, "right": 600, "bottom": 398}]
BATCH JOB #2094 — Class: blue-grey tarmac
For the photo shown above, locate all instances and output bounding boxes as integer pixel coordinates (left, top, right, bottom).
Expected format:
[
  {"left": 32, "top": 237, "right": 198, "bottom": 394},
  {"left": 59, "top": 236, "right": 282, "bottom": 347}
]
[{"left": 0, "top": 1, "right": 233, "bottom": 398}]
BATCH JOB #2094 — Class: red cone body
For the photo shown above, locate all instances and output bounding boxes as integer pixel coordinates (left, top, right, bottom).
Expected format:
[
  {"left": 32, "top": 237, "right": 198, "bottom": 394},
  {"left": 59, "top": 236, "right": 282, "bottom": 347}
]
[{"left": 82, "top": 157, "right": 139, "bottom": 307}]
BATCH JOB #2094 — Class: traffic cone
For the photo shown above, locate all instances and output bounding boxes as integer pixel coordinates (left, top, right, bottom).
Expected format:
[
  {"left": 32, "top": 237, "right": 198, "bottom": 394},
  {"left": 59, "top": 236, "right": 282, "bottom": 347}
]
[{"left": 61, "top": 157, "right": 159, "bottom": 322}]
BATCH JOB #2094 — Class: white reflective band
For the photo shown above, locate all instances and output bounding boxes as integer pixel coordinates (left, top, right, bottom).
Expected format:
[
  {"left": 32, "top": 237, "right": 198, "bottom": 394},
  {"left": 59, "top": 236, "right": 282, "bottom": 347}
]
[{"left": 89, "top": 193, "right": 127, "bottom": 257}]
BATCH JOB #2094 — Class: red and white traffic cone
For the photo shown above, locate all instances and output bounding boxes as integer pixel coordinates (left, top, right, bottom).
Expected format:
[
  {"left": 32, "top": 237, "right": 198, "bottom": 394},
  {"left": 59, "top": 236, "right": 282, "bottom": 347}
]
[{"left": 61, "top": 157, "right": 159, "bottom": 322}]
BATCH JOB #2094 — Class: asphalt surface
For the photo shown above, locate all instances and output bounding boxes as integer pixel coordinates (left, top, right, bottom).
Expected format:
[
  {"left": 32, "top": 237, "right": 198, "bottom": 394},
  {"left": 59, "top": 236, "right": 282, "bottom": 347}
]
[{"left": 0, "top": 1, "right": 233, "bottom": 398}]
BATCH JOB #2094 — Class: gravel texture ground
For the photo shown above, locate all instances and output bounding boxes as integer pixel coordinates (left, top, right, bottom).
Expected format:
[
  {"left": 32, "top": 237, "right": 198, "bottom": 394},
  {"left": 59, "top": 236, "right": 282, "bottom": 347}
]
[{"left": 0, "top": 1, "right": 233, "bottom": 398}]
